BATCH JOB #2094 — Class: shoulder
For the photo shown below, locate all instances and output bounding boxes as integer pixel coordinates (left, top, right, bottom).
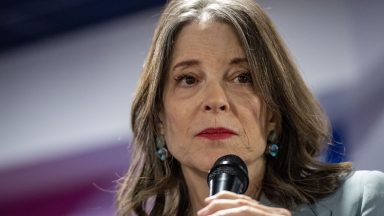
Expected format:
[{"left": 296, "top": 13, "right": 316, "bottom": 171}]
[
  {"left": 321, "top": 170, "right": 384, "bottom": 215},
  {"left": 294, "top": 170, "right": 384, "bottom": 216},
  {"left": 343, "top": 170, "right": 384, "bottom": 187},
  {"left": 342, "top": 170, "right": 384, "bottom": 197},
  {"left": 346, "top": 170, "right": 384, "bottom": 214},
  {"left": 346, "top": 170, "right": 384, "bottom": 182}
]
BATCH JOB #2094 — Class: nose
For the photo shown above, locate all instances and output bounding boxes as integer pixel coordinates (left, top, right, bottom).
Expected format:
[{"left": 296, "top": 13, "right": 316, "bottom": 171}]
[{"left": 203, "top": 82, "right": 229, "bottom": 112}]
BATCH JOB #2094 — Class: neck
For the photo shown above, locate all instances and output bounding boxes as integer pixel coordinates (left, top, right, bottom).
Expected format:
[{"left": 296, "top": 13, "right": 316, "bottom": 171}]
[
  {"left": 181, "top": 167, "right": 209, "bottom": 215},
  {"left": 244, "top": 157, "right": 266, "bottom": 199}
]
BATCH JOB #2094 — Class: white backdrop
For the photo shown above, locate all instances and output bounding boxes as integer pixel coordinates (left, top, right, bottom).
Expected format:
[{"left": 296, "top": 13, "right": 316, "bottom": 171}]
[{"left": 0, "top": 0, "right": 383, "bottom": 171}]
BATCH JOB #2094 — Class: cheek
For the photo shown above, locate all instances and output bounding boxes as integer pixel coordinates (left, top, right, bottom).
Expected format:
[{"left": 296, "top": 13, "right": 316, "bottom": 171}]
[
  {"left": 163, "top": 103, "right": 189, "bottom": 131},
  {"left": 162, "top": 107, "right": 191, "bottom": 148},
  {"left": 237, "top": 95, "right": 265, "bottom": 125},
  {"left": 237, "top": 97, "right": 269, "bottom": 145}
]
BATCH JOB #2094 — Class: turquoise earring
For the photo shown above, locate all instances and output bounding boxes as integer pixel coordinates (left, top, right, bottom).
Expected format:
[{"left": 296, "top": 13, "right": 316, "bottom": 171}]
[
  {"left": 267, "top": 131, "right": 279, "bottom": 157},
  {"left": 156, "top": 136, "right": 168, "bottom": 161}
]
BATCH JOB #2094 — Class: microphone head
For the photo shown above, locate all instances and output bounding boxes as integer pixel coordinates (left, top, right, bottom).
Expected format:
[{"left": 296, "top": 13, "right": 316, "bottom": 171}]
[{"left": 207, "top": 154, "right": 249, "bottom": 195}]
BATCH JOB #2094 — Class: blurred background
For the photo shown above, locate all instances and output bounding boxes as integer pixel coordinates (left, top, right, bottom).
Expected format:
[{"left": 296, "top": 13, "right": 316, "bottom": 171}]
[{"left": 0, "top": 0, "right": 383, "bottom": 215}]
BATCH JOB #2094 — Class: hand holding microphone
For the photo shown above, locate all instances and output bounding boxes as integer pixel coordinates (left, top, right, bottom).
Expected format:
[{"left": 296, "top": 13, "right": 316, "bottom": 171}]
[{"left": 198, "top": 154, "right": 291, "bottom": 216}]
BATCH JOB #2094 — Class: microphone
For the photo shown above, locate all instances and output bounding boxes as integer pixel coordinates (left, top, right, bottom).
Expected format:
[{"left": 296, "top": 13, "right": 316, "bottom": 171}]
[{"left": 207, "top": 154, "right": 249, "bottom": 196}]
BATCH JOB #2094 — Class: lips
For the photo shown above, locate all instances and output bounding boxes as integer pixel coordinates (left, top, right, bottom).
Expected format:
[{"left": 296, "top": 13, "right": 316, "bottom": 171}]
[{"left": 196, "top": 127, "right": 237, "bottom": 140}]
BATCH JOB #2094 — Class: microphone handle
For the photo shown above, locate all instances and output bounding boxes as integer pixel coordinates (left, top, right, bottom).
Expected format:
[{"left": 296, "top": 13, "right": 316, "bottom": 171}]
[{"left": 209, "top": 173, "right": 246, "bottom": 196}]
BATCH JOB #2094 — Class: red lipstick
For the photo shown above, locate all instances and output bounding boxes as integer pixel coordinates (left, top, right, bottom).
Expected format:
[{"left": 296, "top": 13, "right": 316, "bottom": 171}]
[{"left": 196, "top": 127, "right": 236, "bottom": 140}]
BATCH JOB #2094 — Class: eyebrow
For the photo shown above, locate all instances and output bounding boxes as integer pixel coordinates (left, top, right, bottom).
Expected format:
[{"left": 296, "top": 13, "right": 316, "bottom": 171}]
[
  {"left": 229, "top": 57, "right": 248, "bottom": 65},
  {"left": 171, "top": 59, "right": 200, "bottom": 71},
  {"left": 171, "top": 57, "right": 248, "bottom": 71}
]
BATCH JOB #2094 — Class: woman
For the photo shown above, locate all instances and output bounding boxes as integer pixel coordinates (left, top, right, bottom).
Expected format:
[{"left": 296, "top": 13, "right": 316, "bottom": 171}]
[{"left": 116, "top": 0, "right": 384, "bottom": 215}]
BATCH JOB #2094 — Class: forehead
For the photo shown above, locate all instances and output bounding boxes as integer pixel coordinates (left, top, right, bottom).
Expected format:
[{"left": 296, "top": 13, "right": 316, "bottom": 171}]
[{"left": 170, "top": 21, "right": 246, "bottom": 64}]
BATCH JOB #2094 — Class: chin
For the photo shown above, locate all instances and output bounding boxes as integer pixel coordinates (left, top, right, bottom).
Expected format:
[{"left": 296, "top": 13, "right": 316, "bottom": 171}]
[
  {"left": 201, "top": 151, "right": 234, "bottom": 169},
  {"left": 177, "top": 150, "right": 246, "bottom": 173},
  {"left": 189, "top": 157, "right": 220, "bottom": 173}
]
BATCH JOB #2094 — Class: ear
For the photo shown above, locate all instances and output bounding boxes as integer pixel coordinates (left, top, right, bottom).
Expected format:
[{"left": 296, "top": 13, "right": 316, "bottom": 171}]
[
  {"left": 158, "top": 110, "right": 165, "bottom": 135},
  {"left": 266, "top": 110, "right": 279, "bottom": 134}
]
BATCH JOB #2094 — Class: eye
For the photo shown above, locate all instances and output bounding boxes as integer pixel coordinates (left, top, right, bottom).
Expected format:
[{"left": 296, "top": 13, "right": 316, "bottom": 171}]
[
  {"left": 234, "top": 72, "right": 253, "bottom": 84},
  {"left": 175, "top": 74, "right": 198, "bottom": 87}
]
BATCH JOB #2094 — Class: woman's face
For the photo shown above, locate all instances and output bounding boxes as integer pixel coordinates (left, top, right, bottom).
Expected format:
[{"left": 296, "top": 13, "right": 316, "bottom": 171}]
[{"left": 159, "top": 21, "right": 276, "bottom": 174}]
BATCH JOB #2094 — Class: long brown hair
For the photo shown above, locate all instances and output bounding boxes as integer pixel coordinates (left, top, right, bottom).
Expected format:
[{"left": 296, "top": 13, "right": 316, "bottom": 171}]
[{"left": 116, "top": 0, "right": 352, "bottom": 215}]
